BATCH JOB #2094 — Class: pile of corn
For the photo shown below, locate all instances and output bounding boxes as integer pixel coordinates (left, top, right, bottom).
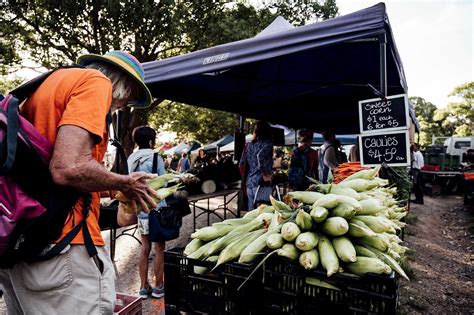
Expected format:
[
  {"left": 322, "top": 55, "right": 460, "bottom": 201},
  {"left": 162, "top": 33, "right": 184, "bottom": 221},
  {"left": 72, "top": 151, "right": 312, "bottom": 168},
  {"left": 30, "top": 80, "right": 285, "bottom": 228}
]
[{"left": 184, "top": 166, "right": 409, "bottom": 280}]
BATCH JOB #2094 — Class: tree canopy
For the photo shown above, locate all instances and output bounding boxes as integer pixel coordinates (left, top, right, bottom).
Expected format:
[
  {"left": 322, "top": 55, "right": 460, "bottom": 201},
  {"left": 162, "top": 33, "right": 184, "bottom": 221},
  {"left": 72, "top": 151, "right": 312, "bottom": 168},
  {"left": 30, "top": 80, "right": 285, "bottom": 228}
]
[
  {"left": 410, "top": 81, "right": 473, "bottom": 147},
  {"left": 1, "top": 0, "right": 339, "bottom": 145}
]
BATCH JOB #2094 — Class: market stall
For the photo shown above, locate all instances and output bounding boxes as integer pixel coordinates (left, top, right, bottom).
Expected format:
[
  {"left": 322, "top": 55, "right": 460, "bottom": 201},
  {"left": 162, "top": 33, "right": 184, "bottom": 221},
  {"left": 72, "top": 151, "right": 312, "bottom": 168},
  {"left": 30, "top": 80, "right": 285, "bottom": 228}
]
[{"left": 142, "top": 3, "right": 417, "bottom": 313}]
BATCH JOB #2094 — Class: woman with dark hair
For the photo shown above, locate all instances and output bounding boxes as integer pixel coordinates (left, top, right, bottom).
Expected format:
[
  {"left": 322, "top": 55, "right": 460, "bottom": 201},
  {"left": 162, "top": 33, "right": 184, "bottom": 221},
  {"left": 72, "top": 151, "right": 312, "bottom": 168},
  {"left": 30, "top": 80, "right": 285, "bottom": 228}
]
[{"left": 239, "top": 121, "right": 274, "bottom": 209}]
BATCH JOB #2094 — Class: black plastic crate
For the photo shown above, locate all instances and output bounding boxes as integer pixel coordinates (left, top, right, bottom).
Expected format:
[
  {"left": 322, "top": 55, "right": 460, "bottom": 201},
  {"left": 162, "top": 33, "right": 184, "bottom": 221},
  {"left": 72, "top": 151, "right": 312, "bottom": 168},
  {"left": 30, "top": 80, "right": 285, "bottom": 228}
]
[
  {"left": 164, "top": 247, "right": 263, "bottom": 314},
  {"left": 263, "top": 256, "right": 399, "bottom": 315}
]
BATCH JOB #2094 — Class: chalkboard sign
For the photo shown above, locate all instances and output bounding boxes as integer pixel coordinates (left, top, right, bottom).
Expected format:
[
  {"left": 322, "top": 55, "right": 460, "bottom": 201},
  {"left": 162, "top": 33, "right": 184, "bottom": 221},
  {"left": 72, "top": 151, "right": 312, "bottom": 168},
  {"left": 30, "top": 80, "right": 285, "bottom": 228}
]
[
  {"left": 359, "top": 94, "right": 409, "bottom": 133},
  {"left": 359, "top": 131, "right": 410, "bottom": 167}
]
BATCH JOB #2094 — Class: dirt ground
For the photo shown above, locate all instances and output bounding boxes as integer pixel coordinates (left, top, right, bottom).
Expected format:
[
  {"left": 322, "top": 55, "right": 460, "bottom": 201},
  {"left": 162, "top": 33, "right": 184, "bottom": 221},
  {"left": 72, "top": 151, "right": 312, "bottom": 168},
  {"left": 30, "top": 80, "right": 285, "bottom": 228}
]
[{"left": 1, "top": 192, "right": 473, "bottom": 314}]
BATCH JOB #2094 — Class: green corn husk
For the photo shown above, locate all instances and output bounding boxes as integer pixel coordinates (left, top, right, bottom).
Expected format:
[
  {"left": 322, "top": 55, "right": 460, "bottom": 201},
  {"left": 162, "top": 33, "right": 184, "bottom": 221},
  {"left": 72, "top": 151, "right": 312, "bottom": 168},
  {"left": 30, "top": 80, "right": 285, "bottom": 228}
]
[
  {"left": 295, "top": 210, "right": 313, "bottom": 231},
  {"left": 348, "top": 223, "right": 376, "bottom": 238},
  {"left": 216, "top": 230, "right": 265, "bottom": 267},
  {"left": 352, "top": 215, "right": 391, "bottom": 233},
  {"left": 345, "top": 256, "right": 392, "bottom": 276},
  {"left": 243, "top": 209, "right": 260, "bottom": 219},
  {"left": 318, "top": 234, "right": 340, "bottom": 277},
  {"left": 287, "top": 191, "right": 324, "bottom": 204},
  {"left": 337, "top": 179, "right": 371, "bottom": 192},
  {"left": 310, "top": 206, "right": 329, "bottom": 223},
  {"left": 331, "top": 203, "right": 356, "bottom": 220},
  {"left": 281, "top": 222, "right": 301, "bottom": 242},
  {"left": 266, "top": 233, "right": 285, "bottom": 249},
  {"left": 313, "top": 194, "right": 340, "bottom": 209},
  {"left": 299, "top": 250, "right": 319, "bottom": 270},
  {"left": 188, "top": 238, "right": 220, "bottom": 260},
  {"left": 277, "top": 243, "right": 300, "bottom": 260},
  {"left": 343, "top": 166, "right": 380, "bottom": 181},
  {"left": 191, "top": 225, "right": 235, "bottom": 241},
  {"left": 212, "top": 218, "right": 253, "bottom": 227},
  {"left": 207, "top": 231, "right": 245, "bottom": 256},
  {"left": 355, "top": 234, "right": 390, "bottom": 252},
  {"left": 239, "top": 231, "right": 276, "bottom": 263},
  {"left": 321, "top": 217, "right": 349, "bottom": 236},
  {"left": 155, "top": 184, "right": 183, "bottom": 200},
  {"left": 337, "top": 195, "right": 362, "bottom": 212},
  {"left": 329, "top": 186, "right": 361, "bottom": 201},
  {"left": 354, "top": 244, "right": 378, "bottom": 258},
  {"left": 184, "top": 238, "right": 205, "bottom": 256},
  {"left": 332, "top": 236, "right": 357, "bottom": 262},
  {"left": 295, "top": 232, "right": 319, "bottom": 251},
  {"left": 361, "top": 245, "right": 409, "bottom": 280},
  {"left": 270, "top": 196, "right": 292, "bottom": 212},
  {"left": 148, "top": 173, "right": 178, "bottom": 190},
  {"left": 305, "top": 277, "right": 340, "bottom": 290},
  {"left": 357, "top": 198, "right": 384, "bottom": 215}
]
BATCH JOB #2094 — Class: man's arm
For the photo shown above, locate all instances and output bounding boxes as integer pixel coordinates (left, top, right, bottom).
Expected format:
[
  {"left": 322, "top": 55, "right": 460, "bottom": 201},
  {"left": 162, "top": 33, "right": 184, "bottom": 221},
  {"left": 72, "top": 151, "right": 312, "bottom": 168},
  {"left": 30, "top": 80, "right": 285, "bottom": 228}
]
[{"left": 50, "top": 125, "right": 159, "bottom": 212}]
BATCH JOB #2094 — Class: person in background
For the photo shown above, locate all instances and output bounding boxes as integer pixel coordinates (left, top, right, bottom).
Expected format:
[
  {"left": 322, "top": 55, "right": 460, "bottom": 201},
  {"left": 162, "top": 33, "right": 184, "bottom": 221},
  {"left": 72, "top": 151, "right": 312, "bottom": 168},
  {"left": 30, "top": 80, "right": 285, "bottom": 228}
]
[
  {"left": 126, "top": 126, "right": 167, "bottom": 299},
  {"left": 319, "top": 130, "right": 339, "bottom": 183},
  {"left": 239, "top": 121, "right": 274, "bottom": 209},
  {"left": 411, "top": 143, "right": 424, "bottom": 204},
  {"left": 194, "top": 149, "right": 209, "bottom": 168},
  {"left": 0, "top": 50, "right": 159, "bottom": 314},
  {"left": 273, "top": 148, "right": 284, "bottom": 169},
  {"left": 288, "top": 129, "right": 319, "bottom": 191},
  {"left": 349, "top": 138, "right": 360, "bottom": 162},
  {"left": 177, "top": 152, "right": 191, "bottom": 173}
]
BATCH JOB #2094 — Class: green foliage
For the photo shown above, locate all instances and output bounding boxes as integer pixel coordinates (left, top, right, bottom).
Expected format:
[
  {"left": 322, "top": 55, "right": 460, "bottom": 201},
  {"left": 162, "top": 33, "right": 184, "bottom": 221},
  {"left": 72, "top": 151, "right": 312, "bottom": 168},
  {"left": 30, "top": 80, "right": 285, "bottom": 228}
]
[
  {"left": 0, "top": 77, "right": 24, "bottom": 95},
  {"left": 149, "top": 100, "right": 239, "bottom": 144},
  {"left": 0, "top": 0, "right": 338, "bottom": 146},
  {"left": 410, "top": 81, "right": 473, "bottom": 146}
]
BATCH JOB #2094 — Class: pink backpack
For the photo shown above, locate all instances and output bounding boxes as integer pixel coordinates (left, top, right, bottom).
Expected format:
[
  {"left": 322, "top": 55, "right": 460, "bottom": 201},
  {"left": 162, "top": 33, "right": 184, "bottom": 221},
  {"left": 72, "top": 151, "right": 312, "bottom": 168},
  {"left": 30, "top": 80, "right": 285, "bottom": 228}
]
[{"left": 0, "top": 67, "right": 96, "bottom": 268}]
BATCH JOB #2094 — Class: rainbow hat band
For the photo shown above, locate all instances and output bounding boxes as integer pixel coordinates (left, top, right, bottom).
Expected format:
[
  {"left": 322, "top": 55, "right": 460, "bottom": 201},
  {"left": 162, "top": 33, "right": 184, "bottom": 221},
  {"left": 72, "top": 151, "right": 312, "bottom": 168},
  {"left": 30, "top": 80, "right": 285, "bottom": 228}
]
[{"left": 77, "top": 50, "right": 152, "bottom": 108}]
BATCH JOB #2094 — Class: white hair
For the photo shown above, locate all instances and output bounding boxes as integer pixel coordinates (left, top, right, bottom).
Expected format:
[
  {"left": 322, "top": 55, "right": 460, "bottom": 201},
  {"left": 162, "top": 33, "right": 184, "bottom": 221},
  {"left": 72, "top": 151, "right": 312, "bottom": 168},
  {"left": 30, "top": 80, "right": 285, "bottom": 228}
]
[{"left": 85, "top": 62, "right": 138, "bottom": 101}]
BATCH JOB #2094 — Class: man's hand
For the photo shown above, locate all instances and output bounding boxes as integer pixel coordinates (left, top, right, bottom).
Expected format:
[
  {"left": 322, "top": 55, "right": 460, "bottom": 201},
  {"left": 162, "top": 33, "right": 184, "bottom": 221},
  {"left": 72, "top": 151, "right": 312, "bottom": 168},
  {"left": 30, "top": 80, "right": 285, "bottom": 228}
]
[{"left": 121, "top": 172, "right": 161, "bottom": 213}]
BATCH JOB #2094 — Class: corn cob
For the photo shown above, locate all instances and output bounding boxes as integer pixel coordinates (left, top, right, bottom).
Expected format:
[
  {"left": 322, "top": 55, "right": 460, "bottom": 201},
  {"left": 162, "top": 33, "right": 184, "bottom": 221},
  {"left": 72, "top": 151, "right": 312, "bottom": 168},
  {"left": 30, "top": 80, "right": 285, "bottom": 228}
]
[
  {"left": 295, "top": 210, "right": 313, "bottom": 231},
  {"left": 345, "top": 256, "right": 392, "bottom": 275},
  {"left": 287, "top": 191, "right": 324, "bottom": 204},
  {"left": 239, "top": 230, "right": 276, "bottom": 263},
  {"left": 216, "top": 230, "right": 265, "bottom": 267},
  {"left": 277, "top": 243, "right": 300, "bottom": 260},
  {"left": 321, "top": 217, "right": 349, "bottom": 236},
  {"left": 295, "top": 232, "right": 319, "bottom": 251},
  {"left": 266, "top": 233, "right": 285, "bottom": 249},
  {"left": 318, "top": 234, "right": 340, "bottom": 276},
  {"left": 281, "top": 222, "right": 301, "bottom": 242},
  {"left": 313, "top": 194, "right": 340, "bottom": 209},
  {"left": 332, "top": 236, "right": 357, "bottom": 262},
  {"left": 184, "top": 238, "right": 204, "bottom": 256},
  {"left": 310, "top": 206, "right": 329, "bottom": 223},
  {"left": 299, "top": 249, "right": 319, "bottom": 270},
  {"left": 331, "top": 203, "right": 356, "bottom": 220}
]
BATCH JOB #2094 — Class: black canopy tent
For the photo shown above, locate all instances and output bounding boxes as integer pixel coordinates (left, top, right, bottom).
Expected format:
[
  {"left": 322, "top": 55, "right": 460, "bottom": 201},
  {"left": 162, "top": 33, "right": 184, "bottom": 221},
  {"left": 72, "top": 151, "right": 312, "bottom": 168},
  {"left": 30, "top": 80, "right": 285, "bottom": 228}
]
[{"left": 143, "top": 3, "right": 419, "bottom": 134}]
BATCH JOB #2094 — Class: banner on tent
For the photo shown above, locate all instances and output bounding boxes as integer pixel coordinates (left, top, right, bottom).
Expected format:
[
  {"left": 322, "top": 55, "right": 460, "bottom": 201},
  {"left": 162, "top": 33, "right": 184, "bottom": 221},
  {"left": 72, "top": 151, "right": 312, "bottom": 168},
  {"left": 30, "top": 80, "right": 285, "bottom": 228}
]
[
  {"left": 358, "top": 94, "right": 409, "bottom": 134},
  {"left": 359, "top": 130, "right": 410, "bottom": 167}
]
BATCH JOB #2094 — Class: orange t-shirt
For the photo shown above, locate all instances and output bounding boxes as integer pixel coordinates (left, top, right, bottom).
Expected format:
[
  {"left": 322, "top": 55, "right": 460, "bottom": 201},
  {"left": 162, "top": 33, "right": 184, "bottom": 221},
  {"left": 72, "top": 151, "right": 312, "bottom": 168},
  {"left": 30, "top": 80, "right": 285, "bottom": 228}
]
[{"left": 21, "top": 68, "right": 112, "bottom": 246}]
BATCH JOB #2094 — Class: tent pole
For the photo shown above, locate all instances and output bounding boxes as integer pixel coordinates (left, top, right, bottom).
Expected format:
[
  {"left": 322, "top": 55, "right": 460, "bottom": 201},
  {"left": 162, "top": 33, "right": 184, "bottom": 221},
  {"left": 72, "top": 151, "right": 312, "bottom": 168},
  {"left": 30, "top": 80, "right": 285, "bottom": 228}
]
[{"left": 379, "top": 33, "right": 387, "bottom": 96}]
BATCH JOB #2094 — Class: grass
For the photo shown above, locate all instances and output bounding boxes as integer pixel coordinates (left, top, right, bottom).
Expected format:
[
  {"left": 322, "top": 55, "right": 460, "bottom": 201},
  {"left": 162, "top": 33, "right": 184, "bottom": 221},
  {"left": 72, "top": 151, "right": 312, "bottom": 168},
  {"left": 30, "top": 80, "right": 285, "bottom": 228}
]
[
  {"left": 404, "top": 213, "right": 418, "bottom": 225},
  {"left": 400, "top": 257, "right": 416, "bottom": 280}
]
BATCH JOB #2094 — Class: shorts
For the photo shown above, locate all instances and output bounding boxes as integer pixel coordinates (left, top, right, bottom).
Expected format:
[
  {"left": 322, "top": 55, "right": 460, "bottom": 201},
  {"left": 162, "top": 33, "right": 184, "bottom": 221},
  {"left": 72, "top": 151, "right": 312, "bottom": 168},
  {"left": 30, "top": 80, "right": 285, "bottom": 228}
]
[{"left": 137, "top": 212, "right": 149, "bottom": 235}]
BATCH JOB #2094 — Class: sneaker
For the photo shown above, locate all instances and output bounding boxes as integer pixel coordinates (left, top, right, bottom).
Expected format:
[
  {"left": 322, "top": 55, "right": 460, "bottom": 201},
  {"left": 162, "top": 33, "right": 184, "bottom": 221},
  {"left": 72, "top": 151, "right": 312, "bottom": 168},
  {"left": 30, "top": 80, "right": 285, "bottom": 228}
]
[
  {"left": 138, "top": 287, "right": 152, "bottom": 299},
  {"left": 151, "top": 285, "right": 164, "bottom": 298}
]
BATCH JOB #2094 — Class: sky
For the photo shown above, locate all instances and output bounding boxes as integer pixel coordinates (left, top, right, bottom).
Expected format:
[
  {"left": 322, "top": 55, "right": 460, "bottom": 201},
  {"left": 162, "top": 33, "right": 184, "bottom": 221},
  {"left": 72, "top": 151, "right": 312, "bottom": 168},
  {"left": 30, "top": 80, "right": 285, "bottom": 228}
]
[{"left": 337, "top": 0, "right": 473, "bottom": 108}]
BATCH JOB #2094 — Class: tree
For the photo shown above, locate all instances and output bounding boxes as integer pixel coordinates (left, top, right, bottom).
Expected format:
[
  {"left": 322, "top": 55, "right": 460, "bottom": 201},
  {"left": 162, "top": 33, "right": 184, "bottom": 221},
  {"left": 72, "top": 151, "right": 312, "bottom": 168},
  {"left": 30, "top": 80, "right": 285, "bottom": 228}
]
[
  {"left": 409, "top": 96, "right": 440, "bottom": 147},
  {"left": 410, "top": 81, "right": 473, "bottom": 147},
  {"left": 0, "top": 0, "right": 339, "bottom": 169},
  {"left": 433, "top": 81, "right": 473, "bottom": 137}
]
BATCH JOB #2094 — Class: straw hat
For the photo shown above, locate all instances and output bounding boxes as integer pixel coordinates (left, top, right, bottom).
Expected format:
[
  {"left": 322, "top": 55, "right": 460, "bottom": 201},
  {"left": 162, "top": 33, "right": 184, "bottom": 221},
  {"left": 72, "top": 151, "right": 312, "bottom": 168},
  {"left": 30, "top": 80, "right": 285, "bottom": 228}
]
[{"left": 77, "top": 50, "right": 152, "bottom": 108}]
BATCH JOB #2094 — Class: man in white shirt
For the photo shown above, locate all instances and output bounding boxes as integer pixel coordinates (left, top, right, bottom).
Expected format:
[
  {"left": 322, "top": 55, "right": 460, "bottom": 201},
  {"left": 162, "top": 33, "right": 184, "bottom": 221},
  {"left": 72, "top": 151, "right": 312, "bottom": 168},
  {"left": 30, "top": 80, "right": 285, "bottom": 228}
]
[{"left": 411, "top": 143, "right": 424, "bottom": 204}]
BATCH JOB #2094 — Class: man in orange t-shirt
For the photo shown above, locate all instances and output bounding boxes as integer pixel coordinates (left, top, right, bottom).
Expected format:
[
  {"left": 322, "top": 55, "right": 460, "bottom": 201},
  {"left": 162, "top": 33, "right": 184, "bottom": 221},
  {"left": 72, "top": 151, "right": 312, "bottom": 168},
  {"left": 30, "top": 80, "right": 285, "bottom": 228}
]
[{"left": 0, "top": 51, "right": 158, "bottom": 314}]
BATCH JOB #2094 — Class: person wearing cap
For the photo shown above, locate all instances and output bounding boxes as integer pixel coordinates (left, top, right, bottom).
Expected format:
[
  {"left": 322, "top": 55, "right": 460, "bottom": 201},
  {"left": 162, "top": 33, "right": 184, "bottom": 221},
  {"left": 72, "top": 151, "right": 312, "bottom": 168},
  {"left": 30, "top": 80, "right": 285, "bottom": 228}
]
[{"left": 0, "top": 51, "right": 157, "bottom": 314}]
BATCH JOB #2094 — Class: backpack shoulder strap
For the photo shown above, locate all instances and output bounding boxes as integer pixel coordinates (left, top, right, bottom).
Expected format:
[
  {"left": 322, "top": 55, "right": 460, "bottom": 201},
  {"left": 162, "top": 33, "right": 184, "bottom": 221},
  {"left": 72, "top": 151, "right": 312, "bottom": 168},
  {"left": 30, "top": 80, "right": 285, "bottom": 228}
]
[
  {"left": 152, "top": 152, "right": 159, "bottom": 174},
  {"left": 0, "top": 96, "right": 20, "bottom": 173}
]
